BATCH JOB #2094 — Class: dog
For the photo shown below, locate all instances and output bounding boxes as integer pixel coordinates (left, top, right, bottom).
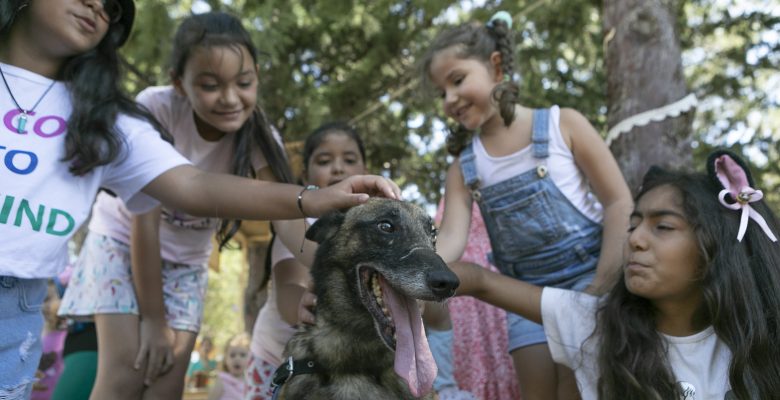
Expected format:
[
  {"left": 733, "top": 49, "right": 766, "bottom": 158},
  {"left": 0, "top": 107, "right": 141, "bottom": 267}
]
[{"left": 272, "top": 198, "right": 460, "bottom": 400}]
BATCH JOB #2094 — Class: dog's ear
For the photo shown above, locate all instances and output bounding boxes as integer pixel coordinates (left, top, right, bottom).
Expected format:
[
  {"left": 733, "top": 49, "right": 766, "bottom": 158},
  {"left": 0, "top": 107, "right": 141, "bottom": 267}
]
[{"left": 306, "top": 210, "right": 346, "bottom": 244}]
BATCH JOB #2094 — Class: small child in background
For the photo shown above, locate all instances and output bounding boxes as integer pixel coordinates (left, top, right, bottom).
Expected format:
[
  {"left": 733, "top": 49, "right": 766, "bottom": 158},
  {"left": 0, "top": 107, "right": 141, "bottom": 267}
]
[
  {"left": 188, "top": 335, "right": 218, "bottom": 389},
  {"left": 209, "top": 334, "right": 251, "bottom": 400}
]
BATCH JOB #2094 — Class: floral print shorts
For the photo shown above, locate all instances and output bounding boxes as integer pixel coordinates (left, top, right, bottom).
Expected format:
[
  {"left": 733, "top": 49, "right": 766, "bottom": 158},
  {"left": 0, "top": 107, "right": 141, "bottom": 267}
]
[{"left": 58, "top": 232, "right": 208, "bottom": 332}]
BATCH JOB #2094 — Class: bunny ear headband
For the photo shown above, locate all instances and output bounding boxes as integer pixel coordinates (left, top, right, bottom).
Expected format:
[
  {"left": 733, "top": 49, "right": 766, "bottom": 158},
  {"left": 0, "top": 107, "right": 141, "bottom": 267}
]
[{"left": 706, "top": 150, "right": 777, "bottom": 243}]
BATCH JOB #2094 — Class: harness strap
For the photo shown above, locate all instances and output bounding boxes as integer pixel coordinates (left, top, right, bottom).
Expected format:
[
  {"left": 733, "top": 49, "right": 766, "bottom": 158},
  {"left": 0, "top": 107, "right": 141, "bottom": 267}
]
[{"left": 270, "top": 356, "right": 319, "bottom": 399}]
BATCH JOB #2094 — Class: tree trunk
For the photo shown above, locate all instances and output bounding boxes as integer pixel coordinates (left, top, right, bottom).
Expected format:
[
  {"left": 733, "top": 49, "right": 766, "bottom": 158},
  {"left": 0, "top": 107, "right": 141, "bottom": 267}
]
[{"left": 603, "top": 0, "right": 694, "bottom": 192}]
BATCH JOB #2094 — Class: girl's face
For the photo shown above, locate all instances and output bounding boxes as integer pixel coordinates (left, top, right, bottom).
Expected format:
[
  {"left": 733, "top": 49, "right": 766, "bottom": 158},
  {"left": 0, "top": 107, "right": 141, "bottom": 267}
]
[
  {"left": 305, "top": 132, "right": 367, "bottom": 187},
  {"left": 625, "top": 185, "right": 703, "bottom": 305},
  {"left": 224, "top": 345, "right": 249, "bottom": 377},
  {"left": 428, "top": 47, "right": 503, "bottom": 131},
  {"left": 18, "top": 0, "right": 111, "bottom": 61},
  {"left": 173, "top": 45, "right": 258, "bottom": 141}
]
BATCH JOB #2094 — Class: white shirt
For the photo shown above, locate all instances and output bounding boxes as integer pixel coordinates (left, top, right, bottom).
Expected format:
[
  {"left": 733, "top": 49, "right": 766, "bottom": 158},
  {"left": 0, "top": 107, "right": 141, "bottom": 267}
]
[
  {"left": 0, "top": 64, "right": 189, "bottom": 278},
  {"left": 542, "top": 288, "right": 733, "bottom": 400}
]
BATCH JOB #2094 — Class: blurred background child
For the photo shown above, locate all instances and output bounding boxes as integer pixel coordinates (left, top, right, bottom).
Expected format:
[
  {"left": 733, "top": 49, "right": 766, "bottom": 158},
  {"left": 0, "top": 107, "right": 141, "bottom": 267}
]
[{"left": 209, "top": 333, "right": 250, "bottom": 400}]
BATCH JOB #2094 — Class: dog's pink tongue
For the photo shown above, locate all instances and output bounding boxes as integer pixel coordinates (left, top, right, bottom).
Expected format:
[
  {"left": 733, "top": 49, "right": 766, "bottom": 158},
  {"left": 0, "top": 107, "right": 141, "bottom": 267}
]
[{"left": 379, "top": 278, "right": 436, "bottom": 398}]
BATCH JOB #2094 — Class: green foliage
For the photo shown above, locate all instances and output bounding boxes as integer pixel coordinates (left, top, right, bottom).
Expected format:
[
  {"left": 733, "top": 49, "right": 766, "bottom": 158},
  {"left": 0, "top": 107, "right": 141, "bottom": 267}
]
[
  {"left": 201, "top": 245, "right": 246, "bottom": 349},
  {"left": 120, "top": 0, "right": 779, "bottom": 211}
]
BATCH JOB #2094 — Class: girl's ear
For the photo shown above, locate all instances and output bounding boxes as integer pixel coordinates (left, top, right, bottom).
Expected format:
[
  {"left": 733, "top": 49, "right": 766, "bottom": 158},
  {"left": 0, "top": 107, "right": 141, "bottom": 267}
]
[{"left": 489, "top": 51, "right": 504, "bottom": 82}]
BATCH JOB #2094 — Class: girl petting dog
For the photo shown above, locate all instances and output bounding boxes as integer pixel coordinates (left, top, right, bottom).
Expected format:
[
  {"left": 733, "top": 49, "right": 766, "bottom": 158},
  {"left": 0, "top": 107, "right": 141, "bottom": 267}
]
[
  {"left": 58, "top": 11, "right": 295, "bottom": 400},
  {"left": 0, "top": 1, "right": 398, "bottom": 397},
  {"left": 246, "top": 122, "right": 368, "bottom": 400},
  {"left": 420, "top": 10, "right": 632, "bottom": 400},
  {"left": 451, "top": 150, "right": 780, "bottom": 399}
]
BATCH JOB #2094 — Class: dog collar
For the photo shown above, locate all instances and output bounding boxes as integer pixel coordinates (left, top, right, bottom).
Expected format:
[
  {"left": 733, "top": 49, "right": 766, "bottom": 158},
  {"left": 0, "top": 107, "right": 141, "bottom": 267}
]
[{"left": 270, "top": 356, "right": 319, "bottom": 399}]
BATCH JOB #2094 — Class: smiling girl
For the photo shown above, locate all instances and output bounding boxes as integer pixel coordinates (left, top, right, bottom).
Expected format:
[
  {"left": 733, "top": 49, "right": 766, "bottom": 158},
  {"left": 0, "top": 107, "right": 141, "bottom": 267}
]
[{"left": 57, "top": 11, "right": 352, "bottom": 400}]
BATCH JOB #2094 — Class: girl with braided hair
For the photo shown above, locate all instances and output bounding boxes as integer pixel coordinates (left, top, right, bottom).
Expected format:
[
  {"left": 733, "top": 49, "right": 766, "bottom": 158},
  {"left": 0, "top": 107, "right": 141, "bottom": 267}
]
[{"left": 420, "top": 10, "right": 632, "bottom": 399}]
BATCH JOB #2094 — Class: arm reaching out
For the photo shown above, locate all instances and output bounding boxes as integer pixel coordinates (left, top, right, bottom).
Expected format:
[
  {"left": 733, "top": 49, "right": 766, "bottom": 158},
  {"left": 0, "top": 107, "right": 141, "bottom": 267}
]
[
  {"left": 143, "top": 167, "right": 401, "bottom": 221},
  {"left": 450, "top": 261, "right": 544, "bottom": 324}
]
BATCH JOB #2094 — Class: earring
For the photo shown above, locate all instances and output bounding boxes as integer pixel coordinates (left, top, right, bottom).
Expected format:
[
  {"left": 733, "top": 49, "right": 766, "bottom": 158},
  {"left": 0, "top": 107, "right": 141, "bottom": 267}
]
[{"left": 17, "top": 1, "right": 30, "bottom": 12}]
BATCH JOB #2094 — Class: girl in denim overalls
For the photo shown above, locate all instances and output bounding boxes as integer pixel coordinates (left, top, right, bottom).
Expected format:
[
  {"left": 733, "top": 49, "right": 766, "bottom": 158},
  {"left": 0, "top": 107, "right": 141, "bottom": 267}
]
[{"left": 420, "top": 12, "right": 633, "bottom": 400}]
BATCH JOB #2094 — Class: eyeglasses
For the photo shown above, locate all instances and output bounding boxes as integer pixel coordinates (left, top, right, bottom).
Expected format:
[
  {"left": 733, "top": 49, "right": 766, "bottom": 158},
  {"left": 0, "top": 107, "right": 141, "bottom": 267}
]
[{"left": 97, "top": 0, "right": 123, "bottom": 24}]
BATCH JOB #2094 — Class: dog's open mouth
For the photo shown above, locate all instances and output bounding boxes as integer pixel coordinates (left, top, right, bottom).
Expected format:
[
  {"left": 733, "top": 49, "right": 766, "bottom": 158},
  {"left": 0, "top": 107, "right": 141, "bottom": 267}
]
[
  {"left": 357, "top": 266, "right": 437, "bottom": 397},
  {"left": 358, "top": 267, "right": 397, "bottom": 350}
]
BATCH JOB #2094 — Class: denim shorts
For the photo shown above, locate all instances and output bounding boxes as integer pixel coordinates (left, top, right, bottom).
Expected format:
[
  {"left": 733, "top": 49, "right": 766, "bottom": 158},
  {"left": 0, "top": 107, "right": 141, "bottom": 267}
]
[
  {"left": 507, "top": 272, "right": 594, "bottom": 352},
  {"left": 58, "top": 232, "right": 208, "bottom": 332},
  {"left": 0, "top": 277, "right": 47, "bottom": 399}
]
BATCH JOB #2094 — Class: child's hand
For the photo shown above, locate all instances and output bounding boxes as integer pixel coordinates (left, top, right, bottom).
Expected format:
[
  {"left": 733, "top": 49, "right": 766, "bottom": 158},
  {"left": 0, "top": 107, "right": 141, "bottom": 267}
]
[
  {"left": 135, "top": 317, "right": 175, "bottom": 386},
  {"left": 304, "top": 175, "right": 401, "bottom": 216},
  {"left": 297, "top": 290, "right": 317, "bottom": 326},
  {"left": 447, "top": 261, "right": 486, "bottom": 296}
]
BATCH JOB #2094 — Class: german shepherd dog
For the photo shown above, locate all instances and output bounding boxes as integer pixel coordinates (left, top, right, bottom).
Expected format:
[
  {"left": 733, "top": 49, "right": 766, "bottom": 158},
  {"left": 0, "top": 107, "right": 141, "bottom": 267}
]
[{"left": 273, "top": 198, "right": 460, "bottom": 400}]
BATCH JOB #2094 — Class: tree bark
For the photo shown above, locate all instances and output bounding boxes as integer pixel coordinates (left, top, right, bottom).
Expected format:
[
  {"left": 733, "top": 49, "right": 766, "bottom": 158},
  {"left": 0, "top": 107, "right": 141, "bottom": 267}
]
[{"left": 603, "top": 0, "right": 694, "bottom": 192}]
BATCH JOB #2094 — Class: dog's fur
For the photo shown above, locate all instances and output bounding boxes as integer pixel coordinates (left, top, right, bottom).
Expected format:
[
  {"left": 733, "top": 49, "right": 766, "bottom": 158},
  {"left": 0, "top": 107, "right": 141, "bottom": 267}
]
[{"left": 276, "top": 198, "right": 459, "bottom": 400}]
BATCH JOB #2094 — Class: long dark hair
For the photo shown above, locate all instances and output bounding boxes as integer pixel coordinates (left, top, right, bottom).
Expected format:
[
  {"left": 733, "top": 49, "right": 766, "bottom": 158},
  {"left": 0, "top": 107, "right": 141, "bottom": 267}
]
[
  {"left": 170, "top": 12, "right": 294, "bottom": 250},
  {"left": 419, "top": 17, "right": 519, "bottom": 156},
  {"left": 1, "top": 0, "right": 171, "bottom": 175},
  {"left": 595, "top": 167, "right": 780, "bottom": 399}
]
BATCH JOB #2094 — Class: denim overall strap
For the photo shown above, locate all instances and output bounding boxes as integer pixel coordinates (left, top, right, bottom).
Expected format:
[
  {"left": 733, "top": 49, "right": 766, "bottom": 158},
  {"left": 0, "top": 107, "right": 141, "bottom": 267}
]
[
  {"left": 459, "top": 142, "right": 482, "bottom": 197},
  {"left": 531, "top": 108, "right": 550, "bottom": 159}
]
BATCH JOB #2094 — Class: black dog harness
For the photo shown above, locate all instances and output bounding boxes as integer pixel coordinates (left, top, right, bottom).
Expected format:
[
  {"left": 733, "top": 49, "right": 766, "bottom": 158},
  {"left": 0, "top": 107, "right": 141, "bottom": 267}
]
[{"left": 270, "top": 356, "right": 319, "bottom": 400}]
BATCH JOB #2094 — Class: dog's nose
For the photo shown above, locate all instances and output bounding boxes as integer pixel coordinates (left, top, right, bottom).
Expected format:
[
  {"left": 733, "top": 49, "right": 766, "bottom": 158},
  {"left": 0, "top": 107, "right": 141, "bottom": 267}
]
[{"left": 426, "top": 269, "right": 460, "bottom": 298}]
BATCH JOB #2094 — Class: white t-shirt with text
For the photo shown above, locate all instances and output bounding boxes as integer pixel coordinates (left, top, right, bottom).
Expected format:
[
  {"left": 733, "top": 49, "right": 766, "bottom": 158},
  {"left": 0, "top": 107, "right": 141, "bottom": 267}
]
[{"left": 0, "top": 64, "right": 189, "bottom": 278}]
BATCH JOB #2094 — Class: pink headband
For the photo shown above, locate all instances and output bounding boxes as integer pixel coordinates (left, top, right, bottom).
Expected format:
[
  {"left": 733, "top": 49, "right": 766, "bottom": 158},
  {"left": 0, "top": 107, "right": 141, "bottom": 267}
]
[{"left": 714, "top": 154, "right": 777, "bottom": 242}]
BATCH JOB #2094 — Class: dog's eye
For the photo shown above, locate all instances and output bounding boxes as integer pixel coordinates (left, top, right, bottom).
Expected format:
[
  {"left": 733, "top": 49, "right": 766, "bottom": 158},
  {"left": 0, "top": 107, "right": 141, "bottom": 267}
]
[
  {"left": 377, "top": 221, "right": 395, "bottom": 233},
  {"left": 431, "top": 227, "right": 438, "bottom": 244}
]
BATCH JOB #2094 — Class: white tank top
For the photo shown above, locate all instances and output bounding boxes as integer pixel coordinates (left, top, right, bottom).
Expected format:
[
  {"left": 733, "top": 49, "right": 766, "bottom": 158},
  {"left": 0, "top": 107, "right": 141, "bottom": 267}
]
[{"left": 471, "top": 105, "right": 603, "bottom": 223}]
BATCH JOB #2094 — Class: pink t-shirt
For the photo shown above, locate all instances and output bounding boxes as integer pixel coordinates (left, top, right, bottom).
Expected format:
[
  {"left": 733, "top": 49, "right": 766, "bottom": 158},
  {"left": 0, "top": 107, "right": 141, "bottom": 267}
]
[
  {"left": 89, "top": 86, "right": 276, "bottom": 265},
  {"left": 216, "top": 371, "right": 245, "bottom": 400}
]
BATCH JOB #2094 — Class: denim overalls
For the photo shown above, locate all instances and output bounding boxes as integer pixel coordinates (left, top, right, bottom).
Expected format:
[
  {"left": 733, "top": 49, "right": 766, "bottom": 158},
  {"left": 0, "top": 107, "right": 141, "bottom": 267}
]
[{"left": 459, "top": 108, "right": 602, "bottom": 350}]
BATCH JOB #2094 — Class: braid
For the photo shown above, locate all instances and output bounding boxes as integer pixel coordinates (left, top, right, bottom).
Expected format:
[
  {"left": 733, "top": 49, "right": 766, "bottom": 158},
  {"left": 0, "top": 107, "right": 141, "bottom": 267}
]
[
  {"left": 486, "top": 19, "right": 520, "bottom": 127},
  {"left": 445, "top": 124, "right": 474, "bottom": 157}
]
